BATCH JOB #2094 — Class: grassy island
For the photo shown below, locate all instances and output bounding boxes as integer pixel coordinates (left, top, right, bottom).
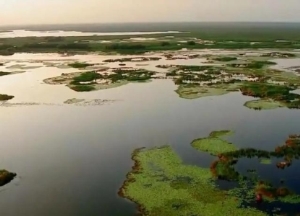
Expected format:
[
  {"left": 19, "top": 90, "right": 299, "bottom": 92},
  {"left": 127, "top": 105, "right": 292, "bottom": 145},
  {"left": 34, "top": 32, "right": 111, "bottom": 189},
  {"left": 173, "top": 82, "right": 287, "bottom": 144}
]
[
  {"left": 44, "top": 69, "right": 155, "bottom": 92},
  {"left": 120, "top": 131, "right": 300, "bottom": 215},
  {"left": 119, "top": 146, "right": 266, "bottom": 216},
  {"left": 240, "top": 83, "right": 300, "bottom": 109}
]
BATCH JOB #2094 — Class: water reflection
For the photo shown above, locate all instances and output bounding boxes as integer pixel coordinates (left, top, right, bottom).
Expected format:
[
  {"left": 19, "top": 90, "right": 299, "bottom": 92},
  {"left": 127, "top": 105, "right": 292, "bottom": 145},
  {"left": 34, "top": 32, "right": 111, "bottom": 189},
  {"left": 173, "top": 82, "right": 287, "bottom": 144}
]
[{"left": 0, "top": 53, "right": 299, "bottom": 215}]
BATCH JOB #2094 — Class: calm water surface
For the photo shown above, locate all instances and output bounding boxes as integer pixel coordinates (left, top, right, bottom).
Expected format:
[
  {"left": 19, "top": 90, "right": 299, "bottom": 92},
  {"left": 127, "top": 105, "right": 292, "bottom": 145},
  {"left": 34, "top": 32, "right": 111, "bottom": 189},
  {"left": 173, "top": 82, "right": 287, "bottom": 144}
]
[{"left": 0, "top": 53, "right": 300, "bottom": 216}]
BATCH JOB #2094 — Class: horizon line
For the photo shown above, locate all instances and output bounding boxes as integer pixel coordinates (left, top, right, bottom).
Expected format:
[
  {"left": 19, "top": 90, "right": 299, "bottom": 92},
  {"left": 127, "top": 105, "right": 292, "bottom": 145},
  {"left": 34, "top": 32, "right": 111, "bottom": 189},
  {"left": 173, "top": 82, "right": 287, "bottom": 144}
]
[{"left": 1, "top": 21, "right": 300, "bottom": 27}]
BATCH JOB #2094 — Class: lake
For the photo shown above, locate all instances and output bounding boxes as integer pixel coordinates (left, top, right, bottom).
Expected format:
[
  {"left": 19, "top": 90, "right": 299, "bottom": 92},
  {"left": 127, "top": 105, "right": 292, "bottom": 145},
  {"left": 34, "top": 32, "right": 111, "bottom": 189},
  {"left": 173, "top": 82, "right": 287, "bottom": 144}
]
[{"left": 0, "top": 52, "right": 300, "bottom": 215}]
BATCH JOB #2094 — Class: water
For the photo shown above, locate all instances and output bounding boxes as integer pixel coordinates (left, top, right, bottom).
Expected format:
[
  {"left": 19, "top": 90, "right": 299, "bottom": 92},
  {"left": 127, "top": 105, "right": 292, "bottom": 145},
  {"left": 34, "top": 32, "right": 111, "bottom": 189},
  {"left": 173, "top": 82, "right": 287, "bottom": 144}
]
[
  {"left": 0, "top": 30, "right": 180, "bottom": 39},
  {"left": 0, "top": 53, "right": 300, "bottom": 215}
]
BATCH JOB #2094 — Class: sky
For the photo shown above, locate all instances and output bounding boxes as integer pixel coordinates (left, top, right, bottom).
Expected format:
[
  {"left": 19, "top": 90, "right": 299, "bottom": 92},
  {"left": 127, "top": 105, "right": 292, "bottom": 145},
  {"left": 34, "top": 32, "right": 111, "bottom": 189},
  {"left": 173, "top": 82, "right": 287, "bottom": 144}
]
[{"left": 1, "top": 0, "right": 300, "bottom": 26}]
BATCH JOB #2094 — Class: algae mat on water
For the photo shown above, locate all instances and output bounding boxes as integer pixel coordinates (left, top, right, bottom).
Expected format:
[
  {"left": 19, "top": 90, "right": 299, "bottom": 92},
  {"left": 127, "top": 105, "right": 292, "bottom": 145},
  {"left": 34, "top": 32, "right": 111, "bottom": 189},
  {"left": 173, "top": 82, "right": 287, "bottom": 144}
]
[
  {"left": 244, "top": 99, "right": 286, "bottom": 110},
  {"left": 119, "top": 146, "right": 266, "bottom": 216},
  {"left": 175, "top": 83, "right": 242, "bottom": 100},
  {"left": 191, "top": 130, "right": 237, "bottom": 155}
]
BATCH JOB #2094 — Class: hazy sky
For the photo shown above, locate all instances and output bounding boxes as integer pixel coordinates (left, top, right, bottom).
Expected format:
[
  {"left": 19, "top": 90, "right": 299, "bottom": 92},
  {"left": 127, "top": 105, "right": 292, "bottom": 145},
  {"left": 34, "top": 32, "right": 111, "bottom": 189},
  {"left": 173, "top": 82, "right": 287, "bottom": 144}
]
[{"left": 1, "top": 0, "right": 300, "bottom": 26}]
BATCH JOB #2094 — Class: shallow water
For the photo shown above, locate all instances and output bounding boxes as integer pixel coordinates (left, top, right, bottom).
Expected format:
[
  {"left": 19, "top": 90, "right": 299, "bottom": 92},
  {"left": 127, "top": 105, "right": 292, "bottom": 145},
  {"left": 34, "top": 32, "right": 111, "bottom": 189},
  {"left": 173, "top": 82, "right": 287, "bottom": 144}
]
[{"left": 0, "top": 52, "right": 300, "bottom": 216}]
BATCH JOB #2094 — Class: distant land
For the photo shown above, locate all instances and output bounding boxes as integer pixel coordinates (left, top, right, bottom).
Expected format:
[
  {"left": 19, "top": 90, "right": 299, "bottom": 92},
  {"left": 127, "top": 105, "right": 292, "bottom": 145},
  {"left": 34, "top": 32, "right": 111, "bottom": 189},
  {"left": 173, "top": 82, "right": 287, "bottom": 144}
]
[{"left": 1, "top": 22, "right": 300, "bottom": 32}]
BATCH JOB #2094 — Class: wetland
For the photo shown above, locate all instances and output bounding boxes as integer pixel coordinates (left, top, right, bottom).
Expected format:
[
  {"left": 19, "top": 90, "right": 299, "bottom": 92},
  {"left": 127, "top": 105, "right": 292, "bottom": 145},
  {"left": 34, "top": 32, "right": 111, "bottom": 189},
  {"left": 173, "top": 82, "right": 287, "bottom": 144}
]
[{"left": 1, "top": 23, "right": 300, "bottom": 216}]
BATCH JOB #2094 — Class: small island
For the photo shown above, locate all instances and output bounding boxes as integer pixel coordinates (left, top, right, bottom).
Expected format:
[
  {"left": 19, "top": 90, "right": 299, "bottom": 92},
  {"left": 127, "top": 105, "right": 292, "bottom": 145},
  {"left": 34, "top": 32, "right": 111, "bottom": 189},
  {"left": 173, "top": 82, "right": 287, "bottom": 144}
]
[
  {"left": 44, "top": 68, "right": 155, "bottom": 92},
  {"left": 0, "top": 170, "right": 16, "bottom": 187},
  {"left": 0, "top": 94, "right": 14, "bottom": 101}
]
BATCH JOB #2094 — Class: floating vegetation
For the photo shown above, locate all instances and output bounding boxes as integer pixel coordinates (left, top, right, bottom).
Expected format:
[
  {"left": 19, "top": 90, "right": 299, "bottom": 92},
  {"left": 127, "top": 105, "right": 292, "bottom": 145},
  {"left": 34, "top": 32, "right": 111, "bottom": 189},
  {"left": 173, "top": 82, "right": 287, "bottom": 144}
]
[
  {"left": 119, "top": 146, "right": 266, "bottom": 216},
  {"left": 70, "top": 85, "right": 95, "bottom": 92},
  {"left": 244, "top": 99, "right": 286, "bottom": 110},
  {"left": 229, "top": 61, "right": 276, "bottom": 69},
  {"left": 64, "top": 98, "right": 116, "bottom": 106},
  {"left": 0, "top": 71, "right": 11, "bottom": 76},
  {"left": 191, "top": 131, "right": 300, "bottom": 206},
  {"left": 255, "top": 181, "right": 300, "bottom": 203},
  {"left": 45, "top": 68, "right": 155, "bottom": 92},
  {"left": 261, "top": 52, "right": 296, "bottom": 58},
  {"left": 0, "top": 170, "right": 16, "bottom": 187},
  {"left": 191, "top": 130, "right": 237, "bottom": 155},
  {"left": 176, "top": 83, "right": 243, "bottom": 99},
  {"left": 68, "top": 62, "right": 94, "bottom": 68},
  {"left": 241, "top": 82, "right": 300, "bottom": 109},
  {"left": 103, "top": 57, "right": 161, "bottom": 63},
  {"left": 259, "top": 158, "right": 272, "bottom": 165},
  {"left": 0, "top": 94, "right": 14, "bottom": 101},
  {"left": 6, "top": 64, "right": 41, "bottom": 70},
  {"left": 70, "top": 71, "right": 102, "bottom": 85},
  {"left": 213, "top": 56, "right": 238, "bottom": 62}
]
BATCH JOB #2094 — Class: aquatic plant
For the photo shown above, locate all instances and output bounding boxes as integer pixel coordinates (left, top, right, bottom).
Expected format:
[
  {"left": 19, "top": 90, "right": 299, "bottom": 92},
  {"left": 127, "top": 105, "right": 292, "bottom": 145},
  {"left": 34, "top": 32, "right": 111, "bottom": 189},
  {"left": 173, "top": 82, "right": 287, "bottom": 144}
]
[
  {"left": 70, "top": 85, "right": 95, "bottom": 92},
  {"left": 261, "top": 52, "right": 296, "bottom": 58},
  {"left": 210, "top": 160, "right": 240, "bottom": 181},
  {"left": 259, "top": 158, "right": 272, "bottom": 165},
  {"left": 0, "top": 94, "right": 14, "bottom": 101},
  {"left": 191, "top": 130, "right": 237, "bottom": 155},
  {"left": 176, "top": 82, "right": 243, "bottom": 99},
  {"left": 103, "top": 57, "right": 161, "bottom": 63},
  {"left": 213, "top": 56, "right": 238, "bottom": 62},
  {"left": 187, "top": 41, "right": 196, "bottom": 46},
  {"left": 0, "top": 71, "right": 10, "bottom": 76},
  {"left": 0, "top": 170, "right": 16, "bottom": 187},
  {"left": 209, "top": 130, "right": 233, "bottom": 138},
  {"left": 120, "top": 146, "right": 266, "bottom": 216},
  {"left": 241, "top": 82, "right": 300, "bottom": 109},
  {"left": 229, "top": 61, "right": 276, "bottom": 69},
  {"left": 244, "top": 99, "right": 286, "bottom": 110},
  {"left": 68, "top": 62, "right": 94, "bottom": 68},
  {"left": 192, "top": 131, "right": 300, "bottom": 205},
  {"left": 71, "top": 71, "right": 102, "bottom": 84},
  {"left": 176, "top": 65, "right": 215, "bottom": 72}
]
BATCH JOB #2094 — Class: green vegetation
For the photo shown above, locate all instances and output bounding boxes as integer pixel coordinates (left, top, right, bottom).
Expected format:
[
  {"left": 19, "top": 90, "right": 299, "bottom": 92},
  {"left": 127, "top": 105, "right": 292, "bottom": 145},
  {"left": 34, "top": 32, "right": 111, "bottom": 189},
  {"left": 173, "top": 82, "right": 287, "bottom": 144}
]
[
  {"left": 103, "top": 57, "right": 161, "bottom": 63},
  {"left": 259, "top": 158, "right": 272, "bottom": 165},
  {"left": 46, "top": 69, "right": 155, "bottom": 92},
  {"left": 119, "top": 146, "right": 266, "bottom": 216},
  {"left": 194, "top": 131, "right": 300, "bottom": 206},
  {"left": 175, "top": 65, "right": 215, "bottom": 72},
  {"left": 0, "top": 94, "right": 14, "bottom": 101},
  {"left": 68, "top": 62, "right": 94, "bottom": 68},
  {"left": 229, "top": 61, "right": 276, "bottom": 69},
  {"left": 213, "top": 57, "right": 238, "bottom": 62},
  {"left": 70, "top": 85, "right": 95, "bottom": 92},
  {"left": 176, "top": 83, "right": 243, "bottom": 99},
  {"left": 109, "top": 69, "right": 154, "bottom": 82},
  {"left": 244, "top": 99, "right": 286, "bottom": 110},
  {"left": 209, "top": 130, "right": 233, "bottom": 138},
  {"left": 169, "top": 60, "right": 300, "bottom": 110},
  {"left": 120, "top": 130, "right": 300, "bottom": 215},
  {"left": 0, "top": 71, "right": 10, "bottom": 76},
  {"left": 0, "top": 170, "right": 16, "bottom": 187},
  {"left": 187, "top": 41, "right": 196, "bottom": 46},
  {"left": 71, "top": 71, "right": 102, "bottom": 84},
  {"left": 261, "top": 52, "right": 297, "bottom": 58},
  {"left": 2, "top": 23, "right": 300, "bottom": 55},
  {"left": 240, "top": 83, "right": 300, "bottom": 109},
  {"left": 191, "top": 130, "right": 237, "bottom": 155}
]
